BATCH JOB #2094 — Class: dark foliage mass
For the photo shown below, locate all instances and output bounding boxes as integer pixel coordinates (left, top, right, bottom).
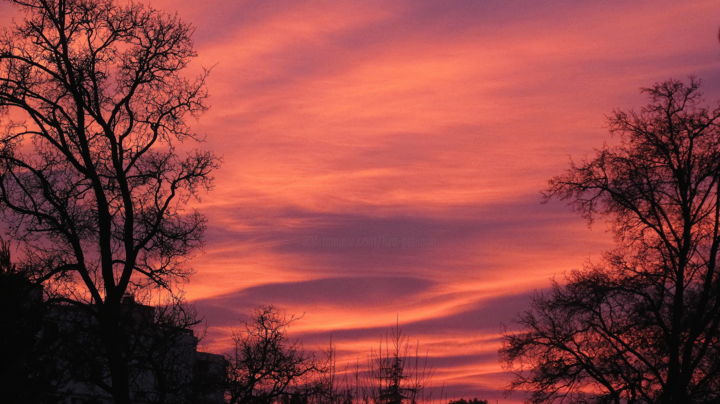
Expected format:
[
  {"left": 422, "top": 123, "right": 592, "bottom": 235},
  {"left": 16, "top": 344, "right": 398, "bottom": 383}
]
[
  {"left": 0, "top": 238, "right": 221, "bottom": 404},
  {"left": 502, "top": 79, "right": 720, "bottom": 403},
  {"left": 0, "top": 241, "right": 59, "bottom": 402},
  {"left": 0, "top": 0, "right": 217, "bottom": 402},
  {"left": 448, "top": 399, "right": 488, "bottom": 404}
]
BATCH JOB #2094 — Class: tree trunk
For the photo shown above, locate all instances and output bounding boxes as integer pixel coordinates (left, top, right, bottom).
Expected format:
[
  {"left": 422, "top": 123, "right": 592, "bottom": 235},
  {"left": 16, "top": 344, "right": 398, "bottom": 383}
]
[{"left": 102, "top": 309, "right": 132, "bottom": 404}]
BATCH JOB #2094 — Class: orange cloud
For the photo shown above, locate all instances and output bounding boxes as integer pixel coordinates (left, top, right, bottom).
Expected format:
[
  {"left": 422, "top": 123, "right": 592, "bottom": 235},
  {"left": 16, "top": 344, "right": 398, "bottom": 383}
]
[
  {"left": 175, "top": 0, "right": 720, "bottom": 395},
  {"left": 4, "top": 0, "right": 709, "bottom": 399}
]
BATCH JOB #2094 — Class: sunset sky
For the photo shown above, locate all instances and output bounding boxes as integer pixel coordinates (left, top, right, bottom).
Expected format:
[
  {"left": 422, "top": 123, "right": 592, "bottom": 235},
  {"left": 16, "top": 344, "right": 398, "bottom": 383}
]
[
  {"left": 5, "top": 0, "right": 720, "bottom": 401},
  {"left": 179, "top": 1, "right": 720, "bottom": 401}
]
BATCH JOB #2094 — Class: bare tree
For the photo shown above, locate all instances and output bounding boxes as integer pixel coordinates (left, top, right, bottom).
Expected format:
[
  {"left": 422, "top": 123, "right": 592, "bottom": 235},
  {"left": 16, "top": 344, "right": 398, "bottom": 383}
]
[
  {"left": 368, "top": 323, "right": 433, "bottom": 404},
  {"left": 314, "top": 323, "right": 435, "bottom": 404},
  {"left": 226, "top": 306, "right": 326, "bottom": 404},
  {"left": 328, "top": 356, "right": 370, "bottom": 404},
  {"left": 0, "top": 0, "right": 217, "bottom": 402},
  {"left": 501, "top": 78, "right": 720, "bottom": 403},
  {"left": 134, "top": 295, "right": 202, "bottom": 404}
]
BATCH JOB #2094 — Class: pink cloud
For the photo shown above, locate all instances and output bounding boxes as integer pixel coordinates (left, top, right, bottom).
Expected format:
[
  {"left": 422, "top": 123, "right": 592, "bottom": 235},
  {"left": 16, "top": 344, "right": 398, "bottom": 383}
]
[
  {"left": 2, "top": 0, "right": 720, "bottom": 399},
  {"left": 165, "top": 1, "right": 720, "bottom": 396}
]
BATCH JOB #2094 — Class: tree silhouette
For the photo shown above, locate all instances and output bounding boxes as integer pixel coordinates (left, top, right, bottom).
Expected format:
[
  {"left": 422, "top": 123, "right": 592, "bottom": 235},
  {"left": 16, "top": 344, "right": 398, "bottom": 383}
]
[
  {"left": 314, "top": 322, "right": 435, "bottom": 404},
  {"left": 226, "top": 306, "right": 326, "bottom": 404},
  {"left": 0, "top": 0, "right": 217, "bottom": 402},
  {"left": 368, "top": 323, "right": 432, "bottom": 404},
  {"left": 448, "top": 399, "right": 488, "bottom": 404},
  {"left": 502, "top": 78, "right": 720, "bottom": 403}
]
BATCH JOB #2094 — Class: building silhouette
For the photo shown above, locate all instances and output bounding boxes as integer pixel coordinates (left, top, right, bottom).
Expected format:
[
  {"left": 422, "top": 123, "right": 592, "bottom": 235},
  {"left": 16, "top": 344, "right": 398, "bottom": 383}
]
[{"left": 0, "top": 267, "right": 225, "bottom": 404}]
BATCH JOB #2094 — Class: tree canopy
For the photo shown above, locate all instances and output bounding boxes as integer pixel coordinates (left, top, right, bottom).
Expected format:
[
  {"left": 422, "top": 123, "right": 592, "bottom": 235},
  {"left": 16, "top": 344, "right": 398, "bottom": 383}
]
[
  {"left": 226, "top": 306, "right": 326, "bottom": 404},
  {"left": 0, "top": 0, "right": 217, "bottom": 402},
  {"left": 502, "top": 79, "right": 720, "bottom": 403}
]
